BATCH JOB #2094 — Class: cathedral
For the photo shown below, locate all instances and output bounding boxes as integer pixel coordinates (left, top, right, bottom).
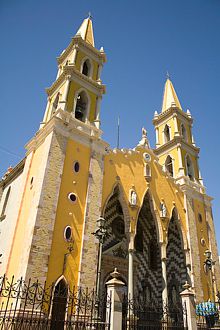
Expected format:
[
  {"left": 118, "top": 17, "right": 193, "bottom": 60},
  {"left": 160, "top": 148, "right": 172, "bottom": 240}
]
[{"left": 0, "top": 16, "right": 219, "bottom": 309}]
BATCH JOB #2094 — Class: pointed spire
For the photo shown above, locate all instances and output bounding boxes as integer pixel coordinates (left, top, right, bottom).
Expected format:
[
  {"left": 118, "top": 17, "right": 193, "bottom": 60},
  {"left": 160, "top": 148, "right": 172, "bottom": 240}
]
[
  {"left": 161, "top": 77, "right": 182, "bottom": 112},
  {"left": 75, "top": 15, "right": 95, "bottom": 47}
]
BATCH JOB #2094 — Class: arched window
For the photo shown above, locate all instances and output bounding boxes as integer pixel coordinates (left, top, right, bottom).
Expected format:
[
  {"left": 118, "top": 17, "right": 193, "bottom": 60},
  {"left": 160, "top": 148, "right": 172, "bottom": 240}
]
[
  {"left": 52, "top": 93, "right": 60, "bottom": 113},
  {"left": 181, "top": 124, "right": 187, "bottom": 141},
  {"left": 82, "top": 59, "right": 91, "bottom": 77},
  {"left": 165, "top": 155, "right": 174, "bottom": 177},
  {"left": 75, "top": 91, "right": 88, "bottom": 122},
  {"left": 164, "top": 124, "right": 171, "bottom": 143},
  {"left": 0, "top": 186, "right": 11, "bottom": 220},
  {"left": 186, "top": 155, "right": 194, "bottom": 181}
]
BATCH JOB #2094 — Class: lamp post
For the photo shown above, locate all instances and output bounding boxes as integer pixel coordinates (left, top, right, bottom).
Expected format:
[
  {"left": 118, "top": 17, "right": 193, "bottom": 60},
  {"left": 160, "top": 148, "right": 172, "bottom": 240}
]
[
  {"left": 204, "top": 249, "right": 215, "bottom": 300},
  {"left": 92, "top": 217, "right": 108, "bottom": 317}
]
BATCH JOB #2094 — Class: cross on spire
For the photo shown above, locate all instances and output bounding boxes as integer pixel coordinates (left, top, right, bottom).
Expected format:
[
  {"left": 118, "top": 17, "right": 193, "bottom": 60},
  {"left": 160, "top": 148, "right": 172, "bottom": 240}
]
[
  {"left": 166, "top": 71, "right": 170, "bottom": 80},
  {"left": 88, "top": 12, "right": 93, "bottom": 20}
]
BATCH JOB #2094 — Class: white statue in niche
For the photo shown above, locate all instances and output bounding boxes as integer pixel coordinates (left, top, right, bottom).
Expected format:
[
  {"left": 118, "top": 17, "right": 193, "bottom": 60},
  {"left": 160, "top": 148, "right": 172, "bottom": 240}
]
[
  {"left": 160, "top": 201, "right": 167, "bottom": 217},
  {"left": 130, "top": 190, "right": 137, "bottom": 206}
]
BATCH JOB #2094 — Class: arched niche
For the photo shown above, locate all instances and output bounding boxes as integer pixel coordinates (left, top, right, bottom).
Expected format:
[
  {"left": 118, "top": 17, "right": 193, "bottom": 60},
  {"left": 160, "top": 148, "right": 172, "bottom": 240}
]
[
  {"left": 73, "top": 89, "right": 90, "bottom": 123},
  {"left": 166, "top": 208, "right": 188, "bottom": 304},
  {"left": 164, "top": 124, "right": 171, "bottom": 143},
  {"left": 185, "top": 155, "right": 194, "bottom": 181},
  {"left": 165, "top": 155, "right": 174, "bottom": 177},
  {"left": 134, "top": 191, "right": 163, "bottom": 304},
  {"left": 181, "top": 123, "right": 187, "bottom": 141},
  {"left": 81, "top": 58, "right": 93, "bottom": 78}
]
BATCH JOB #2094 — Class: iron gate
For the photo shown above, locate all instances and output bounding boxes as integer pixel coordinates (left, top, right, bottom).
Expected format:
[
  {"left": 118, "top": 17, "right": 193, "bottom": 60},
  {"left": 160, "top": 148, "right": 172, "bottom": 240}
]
[
  {"left": 0, "top": 274, "right": 111, "bottom": 329},
  {"left": 122, "top": 296, "right": 187, "bottom": 330}
]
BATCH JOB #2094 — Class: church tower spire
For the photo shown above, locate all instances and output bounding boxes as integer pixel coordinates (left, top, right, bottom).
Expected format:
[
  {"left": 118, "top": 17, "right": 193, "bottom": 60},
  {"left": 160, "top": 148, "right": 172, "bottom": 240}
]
[
  {"left": 153, "top": 77, "right": 203, "bottom": 187},
  {"left": 41, "top": 16, "right": 106, "bottom": 130},
  {"left": 162, "top": 78, "right": 182, "bottom": 112}
]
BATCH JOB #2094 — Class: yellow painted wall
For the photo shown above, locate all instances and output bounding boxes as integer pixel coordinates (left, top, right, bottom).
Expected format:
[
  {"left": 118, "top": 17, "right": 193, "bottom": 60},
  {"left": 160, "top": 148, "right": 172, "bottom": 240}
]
[
  {"left": 193, "top": 198, "right": 211, "bottom": 300},
  {"left": 6, "top": 139, "right": 50, "bottom": 277},
  {"left": 46, "top": 138, "right": 91, "bottom": 290}
]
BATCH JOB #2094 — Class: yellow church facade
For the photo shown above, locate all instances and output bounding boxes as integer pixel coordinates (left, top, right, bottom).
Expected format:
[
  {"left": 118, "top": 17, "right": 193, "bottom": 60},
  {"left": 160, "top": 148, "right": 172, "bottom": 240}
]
[{"left": 0, "top": 17, "right": 219, "bottom": 308}]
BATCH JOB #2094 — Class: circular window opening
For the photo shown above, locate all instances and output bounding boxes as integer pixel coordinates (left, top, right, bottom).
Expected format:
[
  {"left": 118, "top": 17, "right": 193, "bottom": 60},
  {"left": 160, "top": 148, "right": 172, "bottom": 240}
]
[
  {"left": 112, "top": 217, "right": 125, "bottom": 239},
  {"left": 73, "top": 161, "right": 80, "bottom": 173},
  {"left": 64, "top": 226, "right": 72, "bottom": 241},
  {"left": 68, "top": 193, "right": 77, "bottom": 203}
]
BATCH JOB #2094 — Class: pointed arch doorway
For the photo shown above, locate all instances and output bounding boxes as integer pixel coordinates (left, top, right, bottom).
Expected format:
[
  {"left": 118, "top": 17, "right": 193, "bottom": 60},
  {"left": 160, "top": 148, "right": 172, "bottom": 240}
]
[{"left": 50, "top": 277, "right": 68, "bottom": 329}]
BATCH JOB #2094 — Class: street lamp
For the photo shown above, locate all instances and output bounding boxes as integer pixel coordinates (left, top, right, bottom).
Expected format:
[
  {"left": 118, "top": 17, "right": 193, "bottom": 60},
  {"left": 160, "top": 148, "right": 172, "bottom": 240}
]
[
  {"left": 204, "top": 249, "right": 215, "bottom": 300},
  {"left": 92, "top": 216, "right": 108, "bottom": 317},
  {"left": 204, "top": 250, "right": 212, "bottom": 272}
]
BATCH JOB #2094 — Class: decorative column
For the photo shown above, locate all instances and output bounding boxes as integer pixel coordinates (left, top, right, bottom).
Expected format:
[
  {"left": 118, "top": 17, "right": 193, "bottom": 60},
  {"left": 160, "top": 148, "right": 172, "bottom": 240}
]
[
  {"left": 173, "top": 114, "right": 180, "bottom": 137},
  {"left": 106, "top": 268, "right": 125, "bottom": 330},
  {"left": 71, "top": 46, "right": 78, "bottom": 65},
  {"left": 128, "top": 248, "right": 134, "bottom": 303},
  {"left": 59, "top": 75, "right": 71, "bottom": 111},
  {"left": 160, "top": 242, "right": 168, "bottom": 305},
  {"left": 177, "top": 143, "right": 185, "bottom": 176},
  {"left": 180, "top": 282, "right": 197, "bottom": 330},
  {"left": 40, "top": 96, "right": 51, "bottom": 128},
  {"left": 56, "top": 65, "right": 62, "bottom": 79},
  {"left": 94, "top": 96, "right": 102, "bottom": 129},
  {"left": 155, "top": 127, "right": 160, "bottom": 148},
  {"left": 97, "top": 64, "right": 103, "bottom": 84}
]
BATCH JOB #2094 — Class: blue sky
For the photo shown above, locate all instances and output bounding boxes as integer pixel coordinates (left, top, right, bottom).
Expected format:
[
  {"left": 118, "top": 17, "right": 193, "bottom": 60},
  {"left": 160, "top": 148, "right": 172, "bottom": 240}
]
[{"left": 0, "top": 0, "right": 219, "bottom": 251}]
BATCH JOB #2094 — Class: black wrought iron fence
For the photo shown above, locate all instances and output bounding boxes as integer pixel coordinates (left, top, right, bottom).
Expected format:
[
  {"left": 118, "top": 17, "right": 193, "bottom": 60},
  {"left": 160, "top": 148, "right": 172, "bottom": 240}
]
[
  {"left": 122, "top": 295, "right": 187, "bottom": 330},
  {"left": 0, "top": 274, "right": 111, "bottom": 329}
]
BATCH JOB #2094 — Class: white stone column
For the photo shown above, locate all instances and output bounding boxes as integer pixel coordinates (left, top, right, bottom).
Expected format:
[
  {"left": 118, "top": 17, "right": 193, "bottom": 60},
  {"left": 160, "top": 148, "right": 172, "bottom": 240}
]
[
  {"left": 177, "top": 143, "right": 185, "bottom": 176},
  {"left": 180, "top": 283, "right": 197, "bottom": 330},
  {"left": 106, "top": 268, "right": 125, "bottom": 330},
  {"left": 71, "top": 46, "right": 78, "bottom": 65},
  {"left": 155, "top": 127, "right": 160, "bottom": 148},
  {"left": 59, "top": 75, "right": 71, "bottom": 111},
  {"left": 173, "top": 114, "right": 180, "bottom": 136},
  {"left": 97, "top": 64, "right": 103, "bottom": 84},
  {"left": 160, "top": 243, "right": 168, "bottom": 305},
  {"left": 56, "top": 65, "right": 62, "bottom": 79},
  {"left": 94, "top": 96, "right": 102, "bottom": 129},
  {"left": 128, "top": 248, "right": 134, "bottom": 302}
]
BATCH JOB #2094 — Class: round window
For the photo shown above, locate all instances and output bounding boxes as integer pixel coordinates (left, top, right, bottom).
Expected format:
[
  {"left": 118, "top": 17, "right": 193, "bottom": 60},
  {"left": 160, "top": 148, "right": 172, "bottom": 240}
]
[
  {"left": 112, "top": 217, "right": 125, "bottom": 239},
  {"left": 73, "top": 161, "right": 80, "bottom": 173},
  {"left": 68, "top": 193, "right": 77, "bottom": 203},
  {"left": 64, "top": 226, "right": 72, "bottom": 241}
]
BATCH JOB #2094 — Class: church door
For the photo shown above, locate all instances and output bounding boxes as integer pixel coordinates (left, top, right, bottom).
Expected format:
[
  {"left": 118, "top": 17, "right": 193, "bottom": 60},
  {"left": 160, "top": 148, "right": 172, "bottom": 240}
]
[{"left": 51, "top": 278, "right": 68, "bottom": 329}]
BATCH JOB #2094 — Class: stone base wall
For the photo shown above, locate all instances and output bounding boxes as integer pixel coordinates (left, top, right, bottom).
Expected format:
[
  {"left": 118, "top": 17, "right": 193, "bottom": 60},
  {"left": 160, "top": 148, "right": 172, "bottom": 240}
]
[
  {"left": 77, "top": 148, "right": 105, "bottom": 289},
  {"left": 185, "top": 195, "right": 204, "bottom": 302}
]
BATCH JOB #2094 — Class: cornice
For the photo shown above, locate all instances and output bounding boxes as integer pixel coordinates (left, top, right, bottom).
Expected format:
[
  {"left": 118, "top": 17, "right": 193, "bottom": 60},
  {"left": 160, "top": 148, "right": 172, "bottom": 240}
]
[
  {"left": 154, "top": 136, "right": 200, "bottom": 156},
  {"left": 26, "top": 109, "right": 109, "bottom": 155},
  {"left": 57, "top": 36, "right": 106, "bottom": 65},
  {"left": 0, "top": 158, "right": 25, "bottom": 188},
  {"left": 46, "top": 65, "right": 106, "bottom": 96},
  {"left": 153, "top": 107, "right": 193, "bottom": 126}
]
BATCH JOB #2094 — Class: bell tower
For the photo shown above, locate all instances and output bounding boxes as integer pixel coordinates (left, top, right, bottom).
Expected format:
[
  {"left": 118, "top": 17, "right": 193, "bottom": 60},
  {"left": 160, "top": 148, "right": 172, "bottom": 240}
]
[
  {"left": 153, "top": 77, "right": 203, "bottom": 187},
  {"left": 41, "top": 16, "right": 106, "bottom": 129}
]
